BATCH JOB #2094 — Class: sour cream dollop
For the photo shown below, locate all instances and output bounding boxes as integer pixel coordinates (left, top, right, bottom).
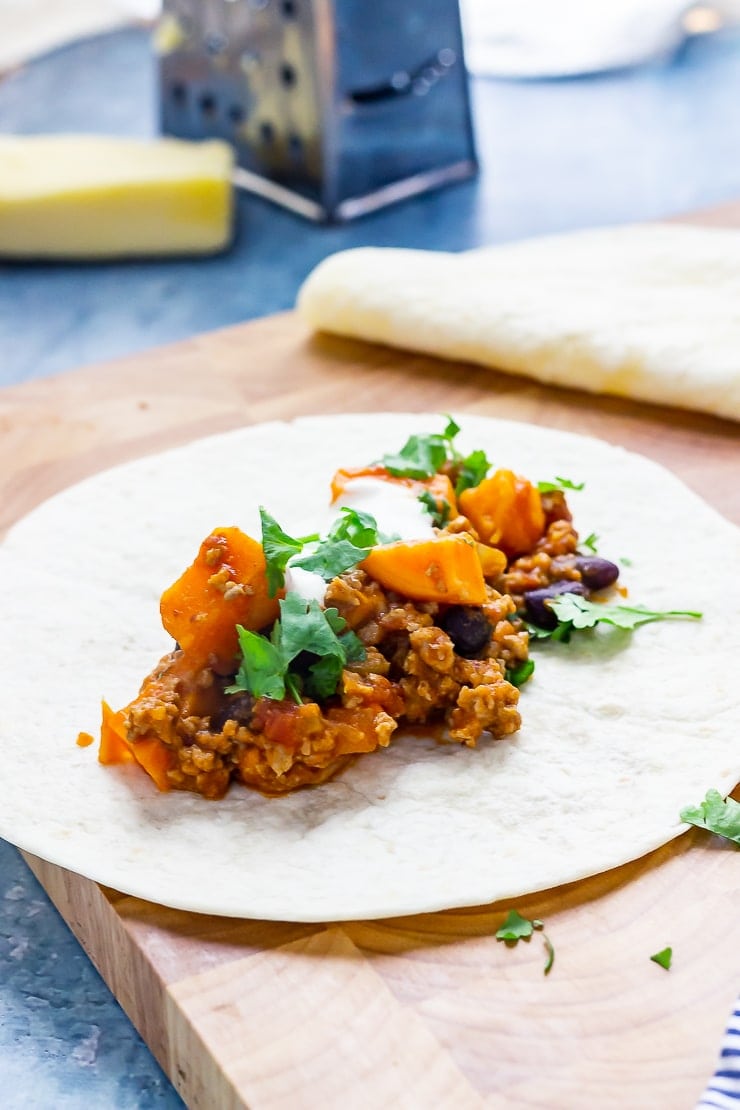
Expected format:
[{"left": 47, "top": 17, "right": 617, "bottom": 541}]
[
  {"left": 284, "top": 477, "right": 436, "bottom": 606},
  {"left": 335, "top": 477, "right": 436, "bottom": 542}
]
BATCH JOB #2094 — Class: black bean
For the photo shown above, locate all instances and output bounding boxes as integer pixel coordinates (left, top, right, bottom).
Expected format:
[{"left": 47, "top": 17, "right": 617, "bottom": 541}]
[
  {"left": 439, "top": 606, "right": 492, "bottom": 657},
  {"left": 574, "top": 556, "right": 620, "bottom": 590},
  {"left": 211, "top": 692, "right": 254, "bottom": 733},
  {"left": 523, "top": 580, "right": 587, "bottom": 629}
]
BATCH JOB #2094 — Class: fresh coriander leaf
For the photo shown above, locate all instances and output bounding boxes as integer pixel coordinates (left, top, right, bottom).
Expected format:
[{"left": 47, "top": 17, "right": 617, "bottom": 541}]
[
  {"left": 496, "top": 910, "right": 555, "bottom": 976},
  {"left": 280, "top": 596, "right": 366, "bottom": 701},
  {"left": 537, "top": 476, "right": 585, "bottom": 494},
  {"left": 418, "top": 489, "right": 451, "bottom": 528},
  {"left": 650, "top": 947, "right": 673, "bottom": 970},
  {"left": 582, "top": 532, "right": 599, "bottom": 554},
  {"left": 292, "top": 508, "right": 391, "bottom": 581},
  {"left": 284, "top": 672, "right": 304, "bottom": 705},
  {"left": 496, "top": 909, "right": 534, "bottom": 941},
  {"left": 506, "top": 658, "right": 535, "bottom": 687},
  {"left": 524, "top": 621, "right": 554, "bottom": 642},
  {"left": 379, "top": 418, "right": 463, "bottom": 478},
  {"left": 260, "top": 508, "right": 304, "bottom": 597},
  {"left": 543, "top": 934, "right": 555, "bottom": 975},
  {"left": 227, "top": 624, "right": 287, "bottom": 700},
  {"left": 619, "top": 555, "right": 634, "bottom": 567},
  {"left": 455, "top": 448, "right": 491, "bottom": 495},
  {"left": 328, "top": 507, "right": 378, "bottom": 547},
  {"left": 547, "top": 594, "right": 702, "bottom": 633},
  {"left": 381, "top": 433, "right": 450, "bottom": 479},
  {"left": 306, "top": 653, "right": 344, "bottom": 700},
  {"left": 680, "top": 789, "right": 740, "bottom": 845},
  {"left": 293, "top": 538, "right": 370, "bottom": 580}
]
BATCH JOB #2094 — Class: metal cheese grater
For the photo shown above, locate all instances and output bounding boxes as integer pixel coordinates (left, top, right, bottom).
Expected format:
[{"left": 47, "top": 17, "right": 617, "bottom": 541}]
[{"left": 157, "top": 0, "right": 477, "bottom": 221}]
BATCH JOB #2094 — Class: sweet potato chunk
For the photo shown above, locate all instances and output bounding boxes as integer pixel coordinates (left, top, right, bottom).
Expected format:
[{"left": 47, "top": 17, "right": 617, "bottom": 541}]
[
  {"left": 459, "top": 470, "right": 545, "bottom": 558},
  {"left": 160, "top": 527, "right": 278, "bottom": 667},
  {"left": 362, "top": 535, "right": 487, "bottom": 604}
]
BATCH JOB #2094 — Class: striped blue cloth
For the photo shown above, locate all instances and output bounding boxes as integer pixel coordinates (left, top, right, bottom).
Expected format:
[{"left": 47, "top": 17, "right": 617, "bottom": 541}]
[{"left": 696, "top": 997, "right": 740, "bottom": 1109}]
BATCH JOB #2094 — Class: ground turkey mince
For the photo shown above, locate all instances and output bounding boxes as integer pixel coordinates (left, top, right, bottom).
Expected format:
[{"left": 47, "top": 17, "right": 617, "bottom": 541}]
[{"left": 123, "top": 568, "right": 527, "bottom": 799}]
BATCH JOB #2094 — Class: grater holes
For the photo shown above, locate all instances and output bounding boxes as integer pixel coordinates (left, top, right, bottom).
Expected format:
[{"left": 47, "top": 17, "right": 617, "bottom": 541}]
[
  {"left": 280, "top": 62, "right": 297, "bottom": 87},
  {"left": 281, "top": 0, "right": 297, "bottom": 16},
  {"left": 228, "top": 104, "right": 246, "bottom": 125},
  {"left": 287, "top": 132, "right": 303, "bottom": 162},
  {"left": 199, "top": 91, "right": 218, "bottom": 117},
  {"left": 171, "top": 81, "right": 187, "bottom": 106},
  {"left": 260, "top": 121, "right": 275, "bottom": 144}
]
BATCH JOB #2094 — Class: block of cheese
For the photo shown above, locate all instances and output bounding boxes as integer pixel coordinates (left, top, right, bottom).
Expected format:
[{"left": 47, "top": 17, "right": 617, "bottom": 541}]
[
  {"left": 297, "top": 225, "right": 740, "bottom": 423},
  {"left": 0, "top": 135, "right": 235, "bottom": 259}
]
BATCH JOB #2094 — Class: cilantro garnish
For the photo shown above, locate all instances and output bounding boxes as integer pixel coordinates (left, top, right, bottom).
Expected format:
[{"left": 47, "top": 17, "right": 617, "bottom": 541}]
[
  {"left": 496, "top": 909, "right": 535, "bottom": 941},
  {"left": 528, "top": 594, "right": 702, "bottom": 643},
  {"left": 418, "top": 490, "right": 451, "bottom": 528},
  {"left": 619, "top": 555, "right": 634, "bottom": 567},
  {"left": 227, "top": 593, "right": 365, "bottom": 704},
  {"left": 261, "top": 507, "right": 392, "bottom": 593},
  {"left": 260, "top": 507, "right": 308, "bottom": 597},
  {"left": 506, "top": 658, "right": 535, "bottom": 687},
  {"left": 379, "top": 417, "right": 492, "bottom": 495},
  {"left": 455, "top": 448, "right": 491, "bottom": 496},
  {"left": 381, "top": 423, "right": 457, "bottom": 480},
  {"left": 582, "top": 532, "right": 599, "bottom": 554},
  {"left": 680, "top": 789, "right": 740, "bottom": 846},
  {"left": 536, "top": 476, "right": 585, "bottom": 494},
  {"left": 496, "top": 910, "right": 554, "bottom": 976},
  {"left": 650, "top": 947, "right": 673, "bottom": 970}
]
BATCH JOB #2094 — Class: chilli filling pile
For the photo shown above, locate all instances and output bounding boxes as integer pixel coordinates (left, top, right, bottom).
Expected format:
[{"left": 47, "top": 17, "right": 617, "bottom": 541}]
[{"left": 98, "top": 420, "right": 690, "bottom": 799}]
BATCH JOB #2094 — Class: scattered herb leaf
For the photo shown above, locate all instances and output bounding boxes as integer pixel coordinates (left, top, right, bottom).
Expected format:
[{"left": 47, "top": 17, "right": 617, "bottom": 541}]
[
  {"left": 496, "top": 910, "right": 555, "bottom": 976},
  {"left": 496, "top": 910, "right": 534, "bottom": 941},
  {"left": 528, "top": 594, "right": 702, "bottom": 642},
  {"left": 680, "top": 789, "right": 740, "bottom": 846},
  {"left": 536, "top": 476, "right": 585, "bottom": 494},
  {"left": 506, "top": 658, "right": 535, "bottom": 687},
  {"left": 650, "top": 947, "right": 673, "bottom": 970},
  {"left": 582, "top": 532, "right": 599, "bottom": 554},
  {"left": 619, "top": 556, "right": 634, "bottom": 567},
  {"left": 260, "top": 507, "right": 305, "bottom": 597},
  {"left": 418, "top": 490, "right": 451, "bottom": 528},
  {"left": 543, "top": 934, "right": 555, "bottom": 975}
]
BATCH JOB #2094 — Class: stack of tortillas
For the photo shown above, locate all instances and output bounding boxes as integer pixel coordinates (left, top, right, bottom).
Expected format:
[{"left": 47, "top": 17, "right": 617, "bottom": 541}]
[{"left": 297, "top": 224, "right": 740, "bottom": 423}]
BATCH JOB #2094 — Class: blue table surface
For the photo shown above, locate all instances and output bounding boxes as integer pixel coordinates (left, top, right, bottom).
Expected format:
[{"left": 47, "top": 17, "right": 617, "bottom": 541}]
[{"left": 1, "top": 23, "right": 739, "bottom": 1107}]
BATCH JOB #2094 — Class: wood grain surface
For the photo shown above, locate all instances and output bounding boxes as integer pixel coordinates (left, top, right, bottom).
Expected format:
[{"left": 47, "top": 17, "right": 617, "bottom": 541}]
[{"left": 2, "top": 210, "right": 740, "bottom": 1109}]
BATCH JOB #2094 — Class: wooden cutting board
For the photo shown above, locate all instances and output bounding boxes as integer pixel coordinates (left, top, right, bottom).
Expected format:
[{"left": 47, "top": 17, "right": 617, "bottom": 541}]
[{"left": 2, "top": 209, "right": 740, "bottom": 1110}]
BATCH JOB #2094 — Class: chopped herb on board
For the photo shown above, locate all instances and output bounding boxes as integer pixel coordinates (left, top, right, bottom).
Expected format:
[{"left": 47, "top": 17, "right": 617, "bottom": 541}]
[
  {"left": 680, "top": 789, "right": 740, "bottom": 845},
  {"left": 650, "top": 947, "right": 673, "bottom": 970},
  {"left": 496, "top": 911, "right": 555, "bottom": 976}
]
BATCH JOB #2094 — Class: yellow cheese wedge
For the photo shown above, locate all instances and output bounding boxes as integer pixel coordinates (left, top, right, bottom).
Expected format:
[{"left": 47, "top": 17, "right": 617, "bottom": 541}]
[{"left": 0, "top": 135, "right": 235, "bottom": 259}]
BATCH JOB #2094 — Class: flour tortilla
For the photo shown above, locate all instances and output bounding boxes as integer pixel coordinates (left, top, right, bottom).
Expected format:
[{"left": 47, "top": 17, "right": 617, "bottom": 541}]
[
  {"left": 0, "top": 413, "right": 737, "bottom": 921},
  {"left": 296, "top": 225, "right": 740, "bottom": 423}
]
